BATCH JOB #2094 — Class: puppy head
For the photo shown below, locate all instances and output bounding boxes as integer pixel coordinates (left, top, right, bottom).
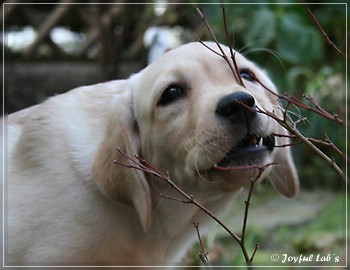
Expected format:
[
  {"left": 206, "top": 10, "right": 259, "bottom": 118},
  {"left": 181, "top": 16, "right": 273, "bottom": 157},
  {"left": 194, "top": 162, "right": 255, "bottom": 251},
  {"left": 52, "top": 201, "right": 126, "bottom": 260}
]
[
  {"left": 93, "top": 42, "right": 299, "bottom": 230},
  {"left": 131, "top": 42, "right": 298, "bottom": 193}
]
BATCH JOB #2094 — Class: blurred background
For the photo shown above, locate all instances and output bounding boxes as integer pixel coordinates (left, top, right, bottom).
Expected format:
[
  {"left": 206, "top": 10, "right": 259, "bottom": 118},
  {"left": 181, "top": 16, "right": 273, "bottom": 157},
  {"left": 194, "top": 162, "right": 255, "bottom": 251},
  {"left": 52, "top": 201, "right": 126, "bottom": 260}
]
[{"left": 2, "top": 0, "right": 347, "bottom": 267}]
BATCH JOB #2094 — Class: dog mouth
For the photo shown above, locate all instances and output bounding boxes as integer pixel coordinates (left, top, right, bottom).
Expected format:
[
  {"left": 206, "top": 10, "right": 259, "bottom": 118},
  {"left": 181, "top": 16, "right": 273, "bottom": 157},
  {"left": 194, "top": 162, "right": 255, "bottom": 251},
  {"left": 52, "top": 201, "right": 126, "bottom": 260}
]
[{"left": 218, "top": 134, "right": 275, "bottom": 167}]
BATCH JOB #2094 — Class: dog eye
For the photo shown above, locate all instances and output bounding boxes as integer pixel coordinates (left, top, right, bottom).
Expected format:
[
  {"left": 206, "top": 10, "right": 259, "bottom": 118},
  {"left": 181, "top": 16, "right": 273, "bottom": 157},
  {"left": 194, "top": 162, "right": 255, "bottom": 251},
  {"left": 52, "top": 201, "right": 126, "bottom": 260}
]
[
  {"left": 158, "top": 85, "right": 186, "bottom": 106},
  {"left": 240, "top": 69, "right": 256, "bottom": 82}
]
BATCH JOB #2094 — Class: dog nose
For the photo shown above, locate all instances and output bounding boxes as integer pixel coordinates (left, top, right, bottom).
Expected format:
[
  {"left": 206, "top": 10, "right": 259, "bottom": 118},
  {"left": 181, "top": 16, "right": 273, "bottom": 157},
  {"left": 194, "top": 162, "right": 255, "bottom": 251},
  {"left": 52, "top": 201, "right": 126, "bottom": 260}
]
[{"left": 215, "top": 92, "right": 256, "bottom": 123}]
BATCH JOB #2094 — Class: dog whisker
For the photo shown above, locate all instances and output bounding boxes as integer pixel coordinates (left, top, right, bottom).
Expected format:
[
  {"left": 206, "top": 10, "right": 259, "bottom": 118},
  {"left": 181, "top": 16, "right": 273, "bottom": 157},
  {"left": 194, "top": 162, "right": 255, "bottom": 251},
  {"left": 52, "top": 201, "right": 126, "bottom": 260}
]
[{"left": 242, "top": 47, "right": 286, "bottom": 72}]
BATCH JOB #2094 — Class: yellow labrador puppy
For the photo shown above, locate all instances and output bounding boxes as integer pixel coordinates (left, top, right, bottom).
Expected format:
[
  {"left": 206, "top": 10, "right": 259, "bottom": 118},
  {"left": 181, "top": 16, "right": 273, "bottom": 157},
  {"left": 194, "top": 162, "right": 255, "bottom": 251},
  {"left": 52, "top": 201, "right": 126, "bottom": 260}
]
[{"left": 5, "top": 42, "right": 298, "bottom": 265}]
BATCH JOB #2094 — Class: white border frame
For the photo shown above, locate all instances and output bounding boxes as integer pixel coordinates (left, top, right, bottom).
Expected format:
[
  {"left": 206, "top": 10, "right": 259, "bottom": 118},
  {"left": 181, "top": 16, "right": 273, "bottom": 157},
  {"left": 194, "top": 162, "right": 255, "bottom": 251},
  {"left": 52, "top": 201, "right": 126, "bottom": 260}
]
[{"left": 1, "top": 2, "right": 347, "bottom": 269}]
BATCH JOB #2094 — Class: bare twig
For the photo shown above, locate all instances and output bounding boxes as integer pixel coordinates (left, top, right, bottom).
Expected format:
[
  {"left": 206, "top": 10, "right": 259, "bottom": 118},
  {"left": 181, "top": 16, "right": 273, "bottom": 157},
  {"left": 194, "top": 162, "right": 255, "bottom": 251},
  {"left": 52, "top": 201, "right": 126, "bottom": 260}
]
[
  {"left": 221, "top": 3, "right": 245, "bottom": 87},
  {"left": 306, "top": 7, "right": 343, "bottom": 55},
  {"left": 308, "top": 135, "right": 344, "bottom": 158},
  {"left": 250, "top": 244, "right": 259, "bottom": 262},
  {"left": 115, "top": 148, "right": 242, "bottom": 244},
  {"left": 253, "top": 107, "right": 344, "bottom": 179},
  {"left": 195, "top": 6, "right": 244, "bottom": 87},
  {"left": 213, "top": 162, "right": 274, "bottom": 264},
  {"left": 273, "top": 132, "right": 343, "bottom": 157},
  {"left": 214, "top": 162, "right": 276, "bottom": 172},
  {"left": 256, "top": 77, "right": 342, "bottom": 125},
  {"left": 240, "top": 164, "right": 271, "bottom": 262},
  {"left": 114, "top": 148, "right": 274, "bottom": 265},
  {"left": 160, "top": 193, "right": 191, "bottom": 204},
  {"left": 193, "top": 222, "right": 210, "bottom": 263}
]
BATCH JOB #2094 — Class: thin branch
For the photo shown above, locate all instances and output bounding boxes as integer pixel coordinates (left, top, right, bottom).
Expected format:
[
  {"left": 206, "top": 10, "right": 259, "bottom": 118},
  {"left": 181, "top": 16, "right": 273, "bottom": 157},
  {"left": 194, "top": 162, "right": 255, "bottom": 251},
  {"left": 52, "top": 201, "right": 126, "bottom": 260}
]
[
  {"left": 230, "top": 76, "right": 344, "bottom": 178},
  {"left": 160, "top": 193, "right": 190, "bottom": 204},
  {"left": 274, "top": 141, "right": 302, "bottom": 148},
  {"left": 306, "top": 7, "right": 343, "bottom": 55},
  {"left": 195, "top": 7, "right": 225, "bottom": 55},
  {"left": 254, "top": 76, "right": 343, "bottom": 125},
  {"left": 222, "top": 3, "right": 233, "bottom": 53},
  {"left": 214, "top": 162, "right": 277, "bottom": 172},
  {"left": 304, "top": 94, "right": 342, "bottom": 124},
  {"left": 220, "top": 72, "right": 343, "bottom": 129},
  {"left": 223, "top": 163, "right": 272, "bottom": 265},
  {"left": 115, "top": 150, "right": 243, "bottom": 244},
  {"left": 230, "top": 94, "right": 344, "bottom": 178},
  {"left": 232, "top": 52, "right": 245, "bottom": 87},
  {"left": 197, "top": 40, "right": 223, "bottom": 58},
  {"left": 195, "top": 6, "right": 244, "bottom": 87},
  {"left": 193, "top": 222, "right": 210, "bottom": 263},
  {"left": 255, "top": 108, "right": 344, "bottom": 179},
  {"left": 114, "top": 150, "right": 273, "bottom": 264},
  {"left": 221, "top": 3, "right": 245, "bottom": 87},
  {"left": 250, "top": 244, "right": 259, "bottom": 262},
  {"left": 308, "top": 136, "right": 344, "bottom": 158},
  {"left": 241, "top": 165, "right": 271, "bottom": 242},
  {"left": 273, "top": 132, "right": 343, "bottom": 156}
]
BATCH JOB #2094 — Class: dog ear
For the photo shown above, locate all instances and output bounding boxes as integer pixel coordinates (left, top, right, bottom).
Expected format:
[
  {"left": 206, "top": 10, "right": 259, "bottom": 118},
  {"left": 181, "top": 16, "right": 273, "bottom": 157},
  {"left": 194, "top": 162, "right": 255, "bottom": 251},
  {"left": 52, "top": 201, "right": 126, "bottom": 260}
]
[
  {"left": 92, "top": 82, "right": 152, "bottom": 231},
  {"left": 269, "top": 125, "right": 300, "bottom": 198}
]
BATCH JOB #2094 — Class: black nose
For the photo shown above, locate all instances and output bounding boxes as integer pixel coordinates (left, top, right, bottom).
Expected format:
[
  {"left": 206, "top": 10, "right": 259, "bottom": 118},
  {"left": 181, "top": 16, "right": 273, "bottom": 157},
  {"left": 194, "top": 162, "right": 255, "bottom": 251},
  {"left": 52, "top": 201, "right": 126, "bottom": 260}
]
[{"left": 215, "top": 91, "right": 256, "bottom": 123}]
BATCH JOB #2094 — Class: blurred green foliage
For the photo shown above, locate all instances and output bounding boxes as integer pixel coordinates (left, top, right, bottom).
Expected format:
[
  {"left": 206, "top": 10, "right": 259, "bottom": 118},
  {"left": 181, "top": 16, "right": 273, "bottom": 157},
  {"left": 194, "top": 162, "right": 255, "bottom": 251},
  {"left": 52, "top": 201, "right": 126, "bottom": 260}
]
[
  {"left": 275, "top": 193, "right": 346, "bottom": 261},
  {"left": 186, "top": 192, "right": 346, "bottom": 267},
  {"left": 198, "top": 3, "right": 346, "bottom": 190}
]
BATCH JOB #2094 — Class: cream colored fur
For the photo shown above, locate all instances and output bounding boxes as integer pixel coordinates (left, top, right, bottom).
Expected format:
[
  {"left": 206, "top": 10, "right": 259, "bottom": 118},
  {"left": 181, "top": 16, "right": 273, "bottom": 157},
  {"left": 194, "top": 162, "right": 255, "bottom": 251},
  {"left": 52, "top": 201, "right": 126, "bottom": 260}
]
[{"left": 4, "top": 42, "right": 298, "bottom": 266}]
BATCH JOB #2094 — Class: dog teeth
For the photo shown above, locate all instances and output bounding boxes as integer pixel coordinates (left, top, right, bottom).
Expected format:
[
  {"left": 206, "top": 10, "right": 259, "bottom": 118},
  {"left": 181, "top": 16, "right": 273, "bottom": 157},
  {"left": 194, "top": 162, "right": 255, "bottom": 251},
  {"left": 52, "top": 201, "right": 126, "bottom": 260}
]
[
  {"left": 256, "top": 136, "right": 262, "bottom": 147},
  {"left": 250, "top": 135, "right": 262, "bottom": 147},
  {"left": 238, "top": 134, "right": 273, "bottom": 149}
]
